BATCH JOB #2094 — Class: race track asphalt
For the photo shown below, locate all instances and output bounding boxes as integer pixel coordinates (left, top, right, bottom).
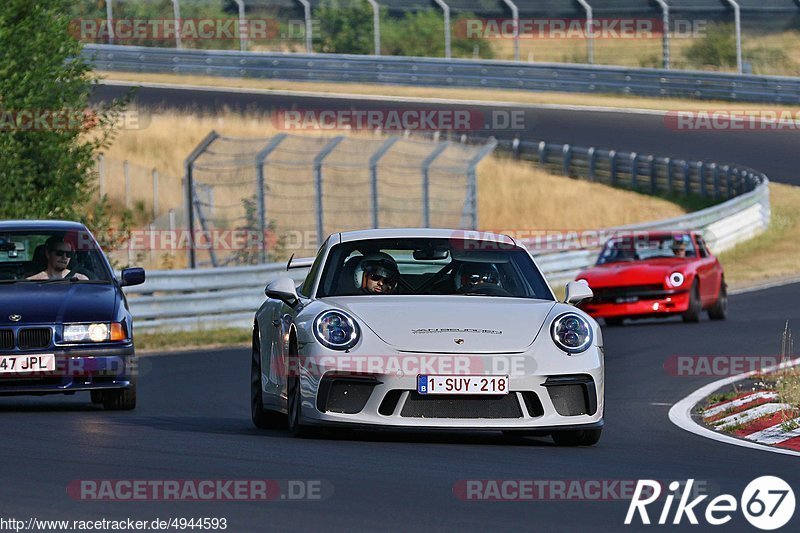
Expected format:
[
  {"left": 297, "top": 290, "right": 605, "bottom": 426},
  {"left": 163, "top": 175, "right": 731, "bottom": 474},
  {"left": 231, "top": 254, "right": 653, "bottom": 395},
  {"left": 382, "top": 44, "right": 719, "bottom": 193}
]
[
  {"left": 93, "top": 83, "right": 800, "bottom": 185},
  {"left": 2, "top": 282, "right": 799, "bottom": 531}
]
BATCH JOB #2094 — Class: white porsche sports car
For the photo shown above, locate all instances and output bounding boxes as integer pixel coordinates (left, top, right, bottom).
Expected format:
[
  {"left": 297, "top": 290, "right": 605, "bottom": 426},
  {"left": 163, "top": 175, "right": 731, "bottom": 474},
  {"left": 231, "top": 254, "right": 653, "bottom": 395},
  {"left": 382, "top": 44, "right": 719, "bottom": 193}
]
[{"left": 251, "top": 228, "right": 604, "bottom": 446}]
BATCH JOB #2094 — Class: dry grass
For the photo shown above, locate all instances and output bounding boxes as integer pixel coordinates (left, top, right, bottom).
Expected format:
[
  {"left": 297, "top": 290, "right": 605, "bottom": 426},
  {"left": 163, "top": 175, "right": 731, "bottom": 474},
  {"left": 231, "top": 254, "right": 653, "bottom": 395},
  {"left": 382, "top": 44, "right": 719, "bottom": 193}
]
[
  {"left": 98, "top": 71, "right": 799, "bottom": 114},
  {"left": 718, "top": 183, "right": 800, "bottom": 289},
  {"left": 101, "top": 110, "right": 685, "bottom": 234}
]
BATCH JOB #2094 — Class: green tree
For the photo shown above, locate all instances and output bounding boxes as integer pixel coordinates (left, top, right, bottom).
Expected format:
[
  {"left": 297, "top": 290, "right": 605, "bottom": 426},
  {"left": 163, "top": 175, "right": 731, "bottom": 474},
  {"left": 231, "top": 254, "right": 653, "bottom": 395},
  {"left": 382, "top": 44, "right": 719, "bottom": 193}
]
[
  {"left": 684, "top": 23, "right": 737, "bottom": 69},
  {"left": 314, "top": 0, "right": 374, "bottom": 54},
  {"left": 0, "top": 0, "right": 125, "bottom": 223}
]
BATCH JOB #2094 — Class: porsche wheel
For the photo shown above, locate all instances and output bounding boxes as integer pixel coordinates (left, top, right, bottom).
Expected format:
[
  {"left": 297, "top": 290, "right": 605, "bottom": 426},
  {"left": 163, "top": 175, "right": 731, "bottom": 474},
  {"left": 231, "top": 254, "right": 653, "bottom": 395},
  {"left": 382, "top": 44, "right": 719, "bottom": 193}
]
[
  {"left": 287, "top": 362, "right": 318, "bottom": 438},
  {"left": 251, "top": 329, "right": 285, "bottom": 429},
  {"left": 682, "top": 281, "right": 702, "bottom": 323},
  {"left": 552, "top": 428, "right": 602, "bottom": 446},
  {"left": 708, "top": 280, "right": 728, "bottom": 321}
]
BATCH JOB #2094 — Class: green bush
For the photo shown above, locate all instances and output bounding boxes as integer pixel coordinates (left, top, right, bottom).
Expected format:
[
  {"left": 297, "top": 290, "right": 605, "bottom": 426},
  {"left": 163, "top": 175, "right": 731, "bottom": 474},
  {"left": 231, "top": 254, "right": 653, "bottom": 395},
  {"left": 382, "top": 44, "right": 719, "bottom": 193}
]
[
  {"left": 684, "top": 23, "right": 737, "bottom": 69},
  {"left": 314, "top": 0, "right": 374, "bottom": 54}
]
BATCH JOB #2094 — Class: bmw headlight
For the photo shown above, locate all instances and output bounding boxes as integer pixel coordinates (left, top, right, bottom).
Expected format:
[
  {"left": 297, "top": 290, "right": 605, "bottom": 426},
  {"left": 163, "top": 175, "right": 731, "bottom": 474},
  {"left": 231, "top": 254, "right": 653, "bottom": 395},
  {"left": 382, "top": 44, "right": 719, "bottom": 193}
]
[
  {"left": 314, "top": 310, "right": 359, "bottom": 350},
  {"left": 551, "top": 313, "right": 593, "bottom": 354},
  {"left": 63, "top": 323, "right": 126, "bottom": 343},
  {"left": 667, "top": 272, "right": 685, "bottom": 288}
]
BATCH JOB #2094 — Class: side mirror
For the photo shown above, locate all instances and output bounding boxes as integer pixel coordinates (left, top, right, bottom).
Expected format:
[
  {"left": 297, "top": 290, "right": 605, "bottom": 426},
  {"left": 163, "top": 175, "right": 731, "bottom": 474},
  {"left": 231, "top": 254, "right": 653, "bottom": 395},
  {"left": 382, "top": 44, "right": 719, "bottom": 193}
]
[
  {"left": 120, "top": 267, "right": 146, "bottom": 287},
  {"left": 564, "top": 280, "right": 593, "bottom": 306},
  {"left": 265, "top": 277, "right": 300, "bottom": 307}
]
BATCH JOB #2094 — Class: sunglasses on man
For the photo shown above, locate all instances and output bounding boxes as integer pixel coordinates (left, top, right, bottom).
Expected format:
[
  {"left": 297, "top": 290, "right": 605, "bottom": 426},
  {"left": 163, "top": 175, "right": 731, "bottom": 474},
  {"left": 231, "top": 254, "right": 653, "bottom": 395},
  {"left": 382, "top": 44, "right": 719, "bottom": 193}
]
[
  {"left": 52, "top": 249, "right": 74, "bottom": 258},
  {"left": 367, "top": 272, "right": 396, "bottom": 284}
]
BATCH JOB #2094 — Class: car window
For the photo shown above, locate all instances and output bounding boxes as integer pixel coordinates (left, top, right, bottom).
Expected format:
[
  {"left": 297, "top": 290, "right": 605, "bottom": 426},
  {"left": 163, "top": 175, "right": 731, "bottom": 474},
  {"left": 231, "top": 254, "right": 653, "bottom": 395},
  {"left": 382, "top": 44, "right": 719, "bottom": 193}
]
[
  {"left": 597, "top": 234, "right": 696, "bottom": 265},
  {"left": 0, "top": 230, "right": 113, "bottom": 283},
  {"left": 316, "top": 237, "right": 553, "bottom": 300},
  {"left": 298, "top": 240, "right": 327, "bottom": 297}
]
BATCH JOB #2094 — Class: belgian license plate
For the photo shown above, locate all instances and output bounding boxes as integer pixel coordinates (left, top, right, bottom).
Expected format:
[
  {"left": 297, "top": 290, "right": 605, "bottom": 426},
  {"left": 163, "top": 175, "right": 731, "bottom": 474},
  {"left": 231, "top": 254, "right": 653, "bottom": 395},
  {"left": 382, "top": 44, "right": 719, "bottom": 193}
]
[
  {"left": 417, "top": 375, "right": 508, "bottom": 395},
  {"left": 0, "top": 354, "right": 55, "bottom": 374}
]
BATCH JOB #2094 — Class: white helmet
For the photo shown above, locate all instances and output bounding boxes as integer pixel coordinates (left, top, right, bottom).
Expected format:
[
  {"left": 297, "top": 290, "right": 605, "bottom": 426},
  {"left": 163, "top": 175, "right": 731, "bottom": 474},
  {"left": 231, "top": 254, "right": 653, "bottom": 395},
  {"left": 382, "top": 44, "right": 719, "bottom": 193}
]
[{"left": 354, "top": 252, "right": 399, "bottom": 291}]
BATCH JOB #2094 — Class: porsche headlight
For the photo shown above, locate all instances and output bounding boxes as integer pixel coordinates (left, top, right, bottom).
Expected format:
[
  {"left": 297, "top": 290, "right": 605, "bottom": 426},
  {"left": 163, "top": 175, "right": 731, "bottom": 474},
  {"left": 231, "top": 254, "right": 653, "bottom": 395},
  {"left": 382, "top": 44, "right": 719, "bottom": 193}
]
[
  {"left": 551, "top": 313, "right": 593, "bottom": 354},
  {"left": 667, "top": 272, "right": 685, "bottom": 288},
  {"left": 63, "top": 323, "right": 126, "bottom": 343},
  {"left": 314, "top": 310, "right": 359, "bottom": 350}
]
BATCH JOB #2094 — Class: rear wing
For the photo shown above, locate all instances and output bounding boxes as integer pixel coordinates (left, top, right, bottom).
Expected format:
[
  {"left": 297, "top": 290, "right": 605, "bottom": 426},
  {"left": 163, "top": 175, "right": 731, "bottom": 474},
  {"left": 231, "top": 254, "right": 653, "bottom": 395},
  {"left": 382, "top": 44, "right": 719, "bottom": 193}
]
[{"left": 286, "top": 254, "right": 315, "bottom": 270}]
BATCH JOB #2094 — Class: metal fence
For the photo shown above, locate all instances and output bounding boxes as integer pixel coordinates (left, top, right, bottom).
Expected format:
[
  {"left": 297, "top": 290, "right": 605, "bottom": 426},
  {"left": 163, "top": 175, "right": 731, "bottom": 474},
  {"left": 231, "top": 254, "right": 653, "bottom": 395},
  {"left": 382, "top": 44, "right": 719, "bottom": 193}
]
[
  {"left": 73, "top": 1, "right": 800, "bottom": 73},
  {"left": 183, "top": 131, "right": 495, "bottom": 267},
  {"left": 83, "top": 45, "right": 800, "bottom": 104},
  {"left": 125, "top": 137, "right": 770, "bottom": 332}
]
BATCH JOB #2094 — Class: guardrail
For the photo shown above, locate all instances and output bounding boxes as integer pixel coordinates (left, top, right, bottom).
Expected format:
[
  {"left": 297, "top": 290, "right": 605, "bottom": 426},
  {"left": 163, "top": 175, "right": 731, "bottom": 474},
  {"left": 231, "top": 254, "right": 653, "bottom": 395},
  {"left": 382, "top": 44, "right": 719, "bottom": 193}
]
[
  {"left": 83, "top": 44, "right": 800, "bottom": 104},
  {"left": 125, "top": 137, "right": 769, "bottom": 332}
]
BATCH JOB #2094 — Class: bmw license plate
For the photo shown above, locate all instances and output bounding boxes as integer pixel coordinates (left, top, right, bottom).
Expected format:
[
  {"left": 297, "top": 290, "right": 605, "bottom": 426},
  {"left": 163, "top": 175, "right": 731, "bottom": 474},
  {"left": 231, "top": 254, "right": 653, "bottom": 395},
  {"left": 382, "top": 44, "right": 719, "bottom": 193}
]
[
  {"left": 417, "top": 375, "right": 508, "bottom": 395},
  {"left": 0, "top": 354, "right": 55, "bottom": 374}
]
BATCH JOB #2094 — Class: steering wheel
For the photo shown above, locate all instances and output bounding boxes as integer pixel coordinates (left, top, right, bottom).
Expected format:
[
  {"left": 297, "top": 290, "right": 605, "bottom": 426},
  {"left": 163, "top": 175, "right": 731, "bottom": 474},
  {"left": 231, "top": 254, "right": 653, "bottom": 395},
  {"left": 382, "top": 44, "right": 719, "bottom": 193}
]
[
  {"left": 65, "top": 268, "right": 90, "bottom": 280},
  {"left": 456, "top": 283, "right": 512, "bottom": 297}
]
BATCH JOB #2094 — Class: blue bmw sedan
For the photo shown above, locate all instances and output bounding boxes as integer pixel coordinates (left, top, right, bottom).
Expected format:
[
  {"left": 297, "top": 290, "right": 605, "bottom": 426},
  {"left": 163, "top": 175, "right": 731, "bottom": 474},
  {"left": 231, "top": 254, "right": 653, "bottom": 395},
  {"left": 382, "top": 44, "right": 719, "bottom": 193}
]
[{"left": 0, "top": 220, "right": 144, "bottom": 409}]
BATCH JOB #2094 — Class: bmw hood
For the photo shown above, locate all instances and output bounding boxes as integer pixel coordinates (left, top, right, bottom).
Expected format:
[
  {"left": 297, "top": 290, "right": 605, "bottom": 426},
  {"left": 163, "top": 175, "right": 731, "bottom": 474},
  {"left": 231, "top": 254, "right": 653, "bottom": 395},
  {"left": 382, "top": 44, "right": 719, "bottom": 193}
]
[
  {"left": 579, "top": 258, "right": 689, "bottom": 288},
  {"left": 323, "top": 296, "right": 557, "bottom": 353},
  {"left": 0, "top": 283, "right": 118, "bottom": 325}
]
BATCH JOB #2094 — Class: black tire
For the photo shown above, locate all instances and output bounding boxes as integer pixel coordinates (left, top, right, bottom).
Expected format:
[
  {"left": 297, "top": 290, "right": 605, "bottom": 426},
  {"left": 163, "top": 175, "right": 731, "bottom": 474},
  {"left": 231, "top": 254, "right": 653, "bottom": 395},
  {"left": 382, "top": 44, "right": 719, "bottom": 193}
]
[
  {"left": 552, "top": 428, "right": 602, "bottom": 447},
  {"left": 251, "top": 328, "right": 286, "bottom": 429},
  {"left": 286, "top": 366, "right": 318, "bottom": 438},
  {"left": 682, "top": 281, "right": 702, "bottom": 323},
  {"left": 90, "top": 390, "right": 104, "bottom": 404},
  {"left": 604, "top": 317, "right": 624, "bottom": 327},
  {"left": 102, "top": 379, "right": 136, "bottom": 410},
  {"left": 707, "top": 279, "right": 728, "bottom": 320}
]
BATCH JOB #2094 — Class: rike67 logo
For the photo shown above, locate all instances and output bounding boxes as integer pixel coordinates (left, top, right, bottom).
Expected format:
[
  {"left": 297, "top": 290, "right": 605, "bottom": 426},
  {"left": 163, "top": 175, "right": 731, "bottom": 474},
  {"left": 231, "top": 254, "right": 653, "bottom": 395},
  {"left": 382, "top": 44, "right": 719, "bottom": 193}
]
[{"left": 625, "top": 477, "right": 795, "bottom": 530}]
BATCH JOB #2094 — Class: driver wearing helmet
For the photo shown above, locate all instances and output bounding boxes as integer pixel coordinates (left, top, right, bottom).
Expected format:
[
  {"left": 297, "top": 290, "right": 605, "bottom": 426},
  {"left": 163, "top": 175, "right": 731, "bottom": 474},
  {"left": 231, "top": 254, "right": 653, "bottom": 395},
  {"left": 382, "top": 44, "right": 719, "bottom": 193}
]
[
  {"left": 354, "top": 252, "right": 399, "bottom": 295},
  {"left": 455, "top": 262, "right": 501, "bottom": 291}
]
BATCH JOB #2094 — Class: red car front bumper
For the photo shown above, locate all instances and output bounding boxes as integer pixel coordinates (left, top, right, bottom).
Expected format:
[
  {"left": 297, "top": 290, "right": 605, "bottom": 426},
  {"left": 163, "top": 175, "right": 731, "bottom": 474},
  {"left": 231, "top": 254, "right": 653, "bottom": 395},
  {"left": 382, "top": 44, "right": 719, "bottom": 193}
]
[{"left": 579, "top": 289, "right": 691, "bottom": 319}]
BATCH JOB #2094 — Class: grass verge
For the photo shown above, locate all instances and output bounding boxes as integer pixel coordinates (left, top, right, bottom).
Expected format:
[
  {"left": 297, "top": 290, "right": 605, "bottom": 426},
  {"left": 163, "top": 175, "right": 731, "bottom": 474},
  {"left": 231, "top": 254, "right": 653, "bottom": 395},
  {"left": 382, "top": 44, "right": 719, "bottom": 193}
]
[
  {"left": 99, "top": 71, "right": 799, "bottom": 113},
  {"left": 136, "top": 328, "right": 251, "bottom": 353}
]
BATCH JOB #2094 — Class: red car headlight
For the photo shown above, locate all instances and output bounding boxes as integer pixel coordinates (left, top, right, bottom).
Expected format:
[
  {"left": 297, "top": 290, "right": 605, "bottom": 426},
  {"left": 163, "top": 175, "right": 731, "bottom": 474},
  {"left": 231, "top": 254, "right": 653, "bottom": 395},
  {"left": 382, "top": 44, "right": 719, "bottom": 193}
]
[{"left": 667, "top": 272, "right": 685, "bottom": 288}]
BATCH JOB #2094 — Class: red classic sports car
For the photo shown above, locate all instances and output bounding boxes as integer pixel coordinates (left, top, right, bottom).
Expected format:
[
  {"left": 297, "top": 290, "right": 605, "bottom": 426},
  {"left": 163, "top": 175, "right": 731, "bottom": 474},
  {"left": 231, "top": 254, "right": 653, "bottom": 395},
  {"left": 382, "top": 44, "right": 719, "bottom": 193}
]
[{"left": 575, "top": 231, "right": 727, "bottom": 325}]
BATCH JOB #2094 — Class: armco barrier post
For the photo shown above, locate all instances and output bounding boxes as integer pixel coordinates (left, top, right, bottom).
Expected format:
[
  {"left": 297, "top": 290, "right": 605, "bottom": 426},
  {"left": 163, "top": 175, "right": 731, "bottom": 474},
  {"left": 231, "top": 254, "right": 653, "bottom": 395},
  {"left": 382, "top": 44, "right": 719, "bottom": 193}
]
[
  {"left": 368, "top": 137, "right": 400, "bottom": 228},
  {"left": 255, "top": 134, "right": 288, "bottom": 263},
  {"left": 183, "top": 130, "right": 219, "bottom": 268},
  {"left": 712, "top": 163, "right": 720, "bottom": 201},
  {"left": 538, "top": 141, "right": 547, "bottom": 168},
  {"left": 630, "top": 153, "right": 638, "bottom": 190},
  {"left": 699, "top": 162, "right": 707, "bottom": 197},
  {"left": 609, "top": 150, "right": 617, "bottom": 185},
  {"left": 576, "top": 0, "right": 594, "bottom": 64},
  {"left": 587, "top": 147, "right": 596, "bottom": 181},
  {"left": 654, "top": 0, "right": 670, "bottom": 69},
  {"left": 421, "top": 142, "right": 450, "bottom": 227},
  {"left": 666, "top": 158, "right": 673, "bottom": 194},
  {"left": 313, "top": 136, "right": 344, "bottom": 244},
  {"left": 648, "top": 156, "right": 656, "bottom": 195},
  {"left": 683, "top": 161, "right": 691, "bottom": 197},
  {"left": 433, "top": 0, "right": 451, "bottom": 59},
  {"left": 725, "top": 166, "right": 733, "bottom": 198},
  {"left": 171, "top": 0, "right": 182, "bottom": 49},
  {"left": 501, "top": 0, "right": 520, "bottom": 62},
  {"left": 562, "top": 144, "right": 572, "bottom": 176},
  {"left": 367, "top": 0, "right": 381, "bottom": 55}
]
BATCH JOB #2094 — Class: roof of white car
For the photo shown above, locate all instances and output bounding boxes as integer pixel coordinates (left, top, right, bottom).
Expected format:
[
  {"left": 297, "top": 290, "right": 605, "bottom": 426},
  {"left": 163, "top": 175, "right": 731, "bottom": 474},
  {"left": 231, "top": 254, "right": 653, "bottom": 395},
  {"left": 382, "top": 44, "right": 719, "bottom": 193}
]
[{"left": 336, "top": 228, "right": 516, "bottom": 245}]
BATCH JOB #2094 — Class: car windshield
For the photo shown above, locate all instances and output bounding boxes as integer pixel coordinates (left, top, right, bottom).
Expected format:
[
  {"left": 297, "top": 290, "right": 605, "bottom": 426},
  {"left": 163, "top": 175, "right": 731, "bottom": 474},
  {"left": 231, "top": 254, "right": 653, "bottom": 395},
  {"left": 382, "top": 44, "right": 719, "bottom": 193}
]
[
  {"left": 596, "top": 234, "right": 696, "bottom": 265},
  {"left": 316, "top": 237, "right": 553, "bottom": 299},
  {"left": 0, "top": 230, "right": 113, "bottom": 283}
]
